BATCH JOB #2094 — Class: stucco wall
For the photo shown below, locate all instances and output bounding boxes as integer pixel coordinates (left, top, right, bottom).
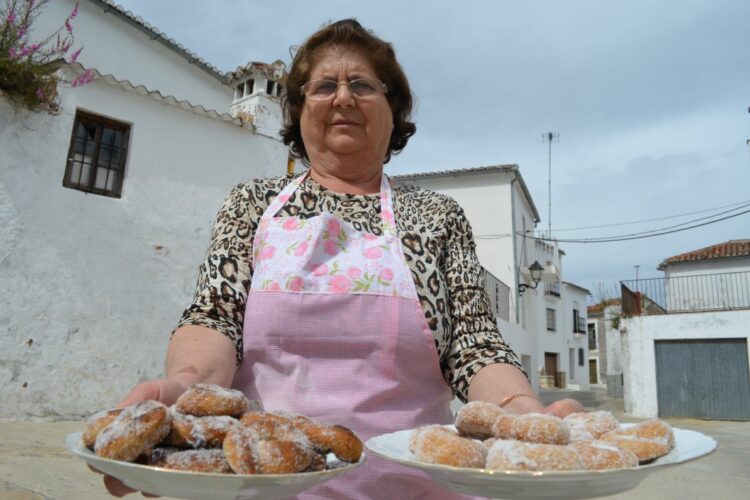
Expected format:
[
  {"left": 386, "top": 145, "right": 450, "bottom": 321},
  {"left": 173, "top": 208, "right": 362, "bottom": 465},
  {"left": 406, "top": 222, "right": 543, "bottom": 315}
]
[
  {"left": 620, "top": 310, "right": 750, "bottom": 418},
  {"left": 34, "top": 0, "right": 232, "bottom": 112},
  {"left": 0, "top": 77, "right": 287, "bottom": 418}
]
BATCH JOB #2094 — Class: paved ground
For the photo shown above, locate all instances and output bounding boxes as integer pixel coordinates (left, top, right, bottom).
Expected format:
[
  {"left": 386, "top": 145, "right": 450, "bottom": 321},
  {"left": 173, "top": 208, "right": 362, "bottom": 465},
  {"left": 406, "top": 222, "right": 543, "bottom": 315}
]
[{"left": 1, "top": 388, "right": 748, "bottom": 499}]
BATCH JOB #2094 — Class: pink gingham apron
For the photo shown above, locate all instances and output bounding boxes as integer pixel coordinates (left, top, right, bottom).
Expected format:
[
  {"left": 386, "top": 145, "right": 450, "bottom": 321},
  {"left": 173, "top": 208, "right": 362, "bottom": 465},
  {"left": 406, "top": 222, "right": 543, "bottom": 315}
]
[{"left": 232, "top": 172, "right": 464, "bottom": 499}]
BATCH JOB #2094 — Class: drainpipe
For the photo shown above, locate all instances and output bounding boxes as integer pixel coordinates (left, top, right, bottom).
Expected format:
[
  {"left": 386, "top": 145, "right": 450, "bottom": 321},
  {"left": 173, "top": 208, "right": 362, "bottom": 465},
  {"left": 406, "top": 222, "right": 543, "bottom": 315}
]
[{"left": 510, "top": 175, "right": 520, "bottom": 324}]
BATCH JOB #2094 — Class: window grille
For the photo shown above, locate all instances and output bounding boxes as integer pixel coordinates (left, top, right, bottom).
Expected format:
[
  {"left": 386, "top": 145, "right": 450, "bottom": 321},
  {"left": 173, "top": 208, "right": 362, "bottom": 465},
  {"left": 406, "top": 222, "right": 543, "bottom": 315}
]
[{"left": 546, "top": 307, "right": 556, "bottom": 331}]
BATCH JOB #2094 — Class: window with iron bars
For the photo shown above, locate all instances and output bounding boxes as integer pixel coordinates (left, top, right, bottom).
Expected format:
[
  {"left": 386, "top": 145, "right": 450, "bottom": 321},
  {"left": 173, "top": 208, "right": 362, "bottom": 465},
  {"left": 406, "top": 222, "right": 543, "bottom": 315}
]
[
  {"left": 573, "top": 309, "right": 586, "bottom": 333},
  {"left": 546, "top": 308, "right": 556, "bottom": 331},
  {"left": 63, "top": 110, "right": 130, "bottom": 198}
]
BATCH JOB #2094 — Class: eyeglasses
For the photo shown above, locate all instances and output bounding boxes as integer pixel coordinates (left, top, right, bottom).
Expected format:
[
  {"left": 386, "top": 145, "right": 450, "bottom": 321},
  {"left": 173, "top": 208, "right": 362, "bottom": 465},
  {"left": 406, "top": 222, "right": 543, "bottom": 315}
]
[{"left": 301, "top": 78, "right": 388, "bottom": 101}]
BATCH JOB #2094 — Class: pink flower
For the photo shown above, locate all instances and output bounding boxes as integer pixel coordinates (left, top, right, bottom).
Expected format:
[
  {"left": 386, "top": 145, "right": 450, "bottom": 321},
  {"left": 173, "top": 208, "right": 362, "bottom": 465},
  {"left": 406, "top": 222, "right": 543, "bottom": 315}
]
[
  {"left": 362, "top": 232, "right": 378, "bottom": 241},
  {"left": 259, "top": 245, "right": 276, "bottom": 260},
  {"left": 346, "top": 267, "right": 362, "bottom": 279},
  {"left": 68, "top": 47, "right": 82, "bottom": 63},
  {"left": 312, "top": 263, "right": 328, "bottom": 276},
  {"left": 6, "top": 12, "right": 16, "bottom": 25},
  {"left": 266, "top": 281, "right": 281, "bottom": 291},
  {"left": 329, "top": 275, "right": 352, "bottom": 293},
  {"left": 327, "top": 219, "right": 341, "bottom": 238},
  {"left": 35, "top": 88, "right": 44, "bottom": 99},
  {"left": 363, "top": 247, "right": 383, "bottom": 259},
  {"left": 282, "top": 218, "right": 298, "bottom": 231},
  {"left": 381, "top": 210, "right": 394, "bottom": 222},
  {"left": 379, "top": 268, "right": 394, "bottom": 282},
  {"left": 7, "top": 47, "right": 17, "bottom": 60},
  {"left": 288, "top": 276, "right": 304, "bottom": 292},
  {"left": 65, "top": 19, "right": 73, "bottom": 34},
  {"left": 324, "top": 240, "right": 339, "bottom": 256},
  {"left": 69, "top": 3, "right": 79, "bottom": 19},
  {"left": 294, "top": 240, "right": 309, "bottom": 256},
  {"left": 277, "top": 194, "right": 291, "bottom": 204}
]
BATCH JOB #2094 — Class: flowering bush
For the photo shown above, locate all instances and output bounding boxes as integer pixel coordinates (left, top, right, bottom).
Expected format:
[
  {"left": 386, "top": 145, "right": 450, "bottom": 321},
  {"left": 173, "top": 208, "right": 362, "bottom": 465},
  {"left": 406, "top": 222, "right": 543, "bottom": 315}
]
[{"left": 0, "top": 0, "right": 92, "bottom": 111}]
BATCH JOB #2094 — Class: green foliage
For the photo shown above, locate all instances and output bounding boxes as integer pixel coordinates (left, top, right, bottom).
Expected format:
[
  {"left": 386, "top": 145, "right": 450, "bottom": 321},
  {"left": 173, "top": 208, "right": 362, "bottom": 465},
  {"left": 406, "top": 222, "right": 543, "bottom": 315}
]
[{"left": 0, "top": 0, "right": 91, "bottom": 111}]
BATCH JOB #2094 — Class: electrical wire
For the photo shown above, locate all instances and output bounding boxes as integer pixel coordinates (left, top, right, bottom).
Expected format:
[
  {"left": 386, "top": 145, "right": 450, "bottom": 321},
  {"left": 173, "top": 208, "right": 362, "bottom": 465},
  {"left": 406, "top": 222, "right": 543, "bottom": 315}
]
[
  {"left": 551, "top": 198, "right": 750, "bottom": 232},
  {"left": 528, "top": 207, "right": 750, "bottom": 243}
]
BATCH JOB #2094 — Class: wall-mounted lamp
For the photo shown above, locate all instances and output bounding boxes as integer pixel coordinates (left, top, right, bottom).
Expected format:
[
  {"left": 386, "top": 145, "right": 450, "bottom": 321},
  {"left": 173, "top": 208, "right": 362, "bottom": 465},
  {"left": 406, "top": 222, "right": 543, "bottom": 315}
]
[{"left": 519, "top": 260, "right": 544, "bottom": 295}]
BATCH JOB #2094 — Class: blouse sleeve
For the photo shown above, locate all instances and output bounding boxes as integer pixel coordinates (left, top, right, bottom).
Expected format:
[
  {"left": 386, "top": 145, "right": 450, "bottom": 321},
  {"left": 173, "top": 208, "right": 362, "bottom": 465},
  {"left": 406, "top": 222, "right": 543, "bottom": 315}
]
[
  {"left": 441, "top": 199, "right": 525, "bottom": 402},
  {"left": 173, "top": 182, "right": 260, "bottom": 365}
]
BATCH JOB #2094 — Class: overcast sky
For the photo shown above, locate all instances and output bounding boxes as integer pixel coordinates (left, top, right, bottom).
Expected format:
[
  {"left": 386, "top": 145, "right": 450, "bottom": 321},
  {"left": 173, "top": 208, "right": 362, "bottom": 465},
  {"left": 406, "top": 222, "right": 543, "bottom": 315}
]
[{"left": 116, "top": 0, "right": 750, "bottom": 300}]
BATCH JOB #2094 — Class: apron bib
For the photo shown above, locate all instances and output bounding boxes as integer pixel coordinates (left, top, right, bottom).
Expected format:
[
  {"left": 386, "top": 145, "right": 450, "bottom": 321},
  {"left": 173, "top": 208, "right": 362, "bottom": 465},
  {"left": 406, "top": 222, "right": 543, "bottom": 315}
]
[{"left": 232, "top": 172, "right": 464, "bottom": 499}]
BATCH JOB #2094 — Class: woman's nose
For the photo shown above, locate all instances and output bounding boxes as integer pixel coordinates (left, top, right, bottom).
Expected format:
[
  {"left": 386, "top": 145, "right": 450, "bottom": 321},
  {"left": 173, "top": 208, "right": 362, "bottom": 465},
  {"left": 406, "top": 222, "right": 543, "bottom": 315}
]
[{"left": 332, "top": 83, "right": 355, "bottom": 106}]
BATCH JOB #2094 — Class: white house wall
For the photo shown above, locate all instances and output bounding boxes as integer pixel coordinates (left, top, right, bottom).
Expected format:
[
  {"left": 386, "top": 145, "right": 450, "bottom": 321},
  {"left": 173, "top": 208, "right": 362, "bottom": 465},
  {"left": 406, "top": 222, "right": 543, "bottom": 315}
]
[
  {"left": 0, "top": 79, "right": 287, "bottom": 417},
  {"left": 35, "top": 0, "right": 232, "bottom": 113},
  {"left": 620, "top": 310, "right": 750, "bottom": 418}
]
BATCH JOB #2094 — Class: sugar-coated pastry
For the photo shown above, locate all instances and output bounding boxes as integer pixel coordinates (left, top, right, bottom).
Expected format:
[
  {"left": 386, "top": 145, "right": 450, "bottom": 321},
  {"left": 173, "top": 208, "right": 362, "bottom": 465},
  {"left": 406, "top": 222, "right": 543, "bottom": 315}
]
[
  {"left": 409, "top": 425, "right": 486, "bottom": 468},
  {"left": 568, "top": 440, "right": 639, "bottom": 470},
  {"left": 150, "top": 448, "right": 232, "bottom": 473},
  {"left": 163, "top": 411, "right": 239, "bottom": 448},
  {"left": 455, "top": 401, "right": 507, "bottom": 439},
  {"left": 291, "top": 415, "right": 363, "bottom": 463},
  {"left": 175, "top": 384, "right": 248, "bottom": 417},
  {"left": 82, "top": 408, "right": 123, "bottom": 449},
  {"left": 94, "top": 401, "right": 171, "bottom": 462},
  {"left": 492, "top": 413, "right": 569, "bottom": 444},
  {"left": 601, "top": 419, "right": 674, "bottom": 462},
  {"left": 563, "top": 411, "right": 620, "bottom": 442},
  {"left": 486, "top": 439, "right": 584, "bottom": 471},
  {"left": 222, "top": 425, "right": 315, "bottom": 474}
]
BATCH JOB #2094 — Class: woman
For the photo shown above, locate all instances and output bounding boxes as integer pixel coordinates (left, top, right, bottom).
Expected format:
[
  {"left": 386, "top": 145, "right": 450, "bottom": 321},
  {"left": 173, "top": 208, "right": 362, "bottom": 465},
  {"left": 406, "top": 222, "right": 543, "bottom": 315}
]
[{"left": 105, "top": 19, "right": 582, "bottom": 498}]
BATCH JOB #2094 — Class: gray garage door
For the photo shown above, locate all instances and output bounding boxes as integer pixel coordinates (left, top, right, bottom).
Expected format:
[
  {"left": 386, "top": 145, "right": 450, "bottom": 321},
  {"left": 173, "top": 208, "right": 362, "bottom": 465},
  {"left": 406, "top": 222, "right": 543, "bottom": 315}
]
[{"left": 655, "top": 338, "right": 750, "bottom": 420}]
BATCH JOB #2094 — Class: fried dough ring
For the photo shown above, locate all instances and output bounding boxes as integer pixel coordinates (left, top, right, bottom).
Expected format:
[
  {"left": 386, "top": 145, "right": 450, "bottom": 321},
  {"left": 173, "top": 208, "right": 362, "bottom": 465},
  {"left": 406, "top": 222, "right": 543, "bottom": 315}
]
[
  {"left": 222, "top": 425, "right": 315, "bottom": 474},
  {"left": 82, "top": 408, "right": 122, "bottom": 449},
  {"left": 163, "top": 412, "right": 239, "bottom": 448},
  {"left": 486, "top": 439, "right": 583, "bottom": 471},
  {"left": 492, "top": 413, "right": 569, "bottom": 444},
  {"left": 600, "top": 419, "right": 674, "bottom": 462},
  {"left": 291, "top": 416, "right": 363, "bottom": 463},
  {"left": 150, "top": 448, "right": 232, "bottom": 473},
  {"left": 408, "top": 425, "right": 486, "bottom": 468},
  {"left": 94, "top": 401, "right": 171, "bottom": 462},
  {"left": 455, "top": 401, "right": 507, "bottom": 439},
  {"left": 563, "top": 411, "right": 620, "bottom": 442},
  {"left": 175, "top": 384, "right": 248, "bottom": 417},
  {"left": 569, "top": 440, "right": 639, "bottom": 470}
]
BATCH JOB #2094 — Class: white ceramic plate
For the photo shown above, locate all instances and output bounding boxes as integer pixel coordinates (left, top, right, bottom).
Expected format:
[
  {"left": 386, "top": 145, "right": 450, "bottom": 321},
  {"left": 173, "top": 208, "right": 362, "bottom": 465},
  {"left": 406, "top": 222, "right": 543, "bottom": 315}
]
[
  {"left": 65, "top": 431, "right": 365, "bottom": 500},
  {"left": 365, "top": 424, "right": 716, "bottom": 500}
]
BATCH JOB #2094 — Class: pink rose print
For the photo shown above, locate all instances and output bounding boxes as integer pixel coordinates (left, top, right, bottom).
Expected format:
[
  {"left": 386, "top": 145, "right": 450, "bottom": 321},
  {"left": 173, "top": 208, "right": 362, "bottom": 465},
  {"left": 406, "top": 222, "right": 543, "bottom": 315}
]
[
  {"left": 260, "top": 245, "right": 276, "bottom": 260},
  {"left": 312, "top": 263, "right": 329, "bottom": 276},
  {"left": 266, "top": 281, "right": 281, "bottom": 291},
  {"left": 277, "top": 194, "right": 291, "bottom": 204},
  {"left": 324, "top": 240, "right": 340, "bottom": 256},
  {"left": 288, "top": 276, "right": 304, "bottom": 292},
  {"left": 327, "top": 219, "right": 341, "bottom": 238},
  {"left": 381, "top": 210, "right": 394, "bottom": 222},
  {"left": 379, "top": 268, "right": 394, "bottom": 282},
  {"left": 363, "top": 247, "right": 383, "bottom": 259},
  {"left": 294, "top": 240, "right": 309, "bottom": 256},
  {"left": 329, "top": 274, "right": 352, "bottom": 293},
  {"left": 346, "top": 267, "right": 362, "bottom": 279},
  {"left": 282, "top": 218, "right": 299, "bottom": 231},
  {"left": 362, "top": 232, "right": 378, "bottom": 241}
]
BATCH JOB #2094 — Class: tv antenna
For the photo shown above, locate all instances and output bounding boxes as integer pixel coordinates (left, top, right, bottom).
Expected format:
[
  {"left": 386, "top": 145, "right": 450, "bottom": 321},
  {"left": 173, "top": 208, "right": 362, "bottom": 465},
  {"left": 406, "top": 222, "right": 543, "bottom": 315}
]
[{"left": 542, "top": 132, "right": 560, "bottom": 238}]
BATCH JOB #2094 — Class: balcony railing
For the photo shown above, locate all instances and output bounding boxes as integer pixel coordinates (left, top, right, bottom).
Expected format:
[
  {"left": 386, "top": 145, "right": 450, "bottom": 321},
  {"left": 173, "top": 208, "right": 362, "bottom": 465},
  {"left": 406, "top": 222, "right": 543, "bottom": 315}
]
[
  {"left": 484, "top": 269, "right": 511, "bottom": 322},
  {"left": 621, "top": 271, "right": 750, "bottom": 316}
]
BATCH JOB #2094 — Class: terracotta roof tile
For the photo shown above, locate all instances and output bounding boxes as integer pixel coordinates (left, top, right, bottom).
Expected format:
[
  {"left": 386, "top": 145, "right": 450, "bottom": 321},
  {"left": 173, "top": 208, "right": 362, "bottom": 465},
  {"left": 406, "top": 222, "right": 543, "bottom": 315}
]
[{"left": 658, "top": 239, "right": 750, "bottom": 269}]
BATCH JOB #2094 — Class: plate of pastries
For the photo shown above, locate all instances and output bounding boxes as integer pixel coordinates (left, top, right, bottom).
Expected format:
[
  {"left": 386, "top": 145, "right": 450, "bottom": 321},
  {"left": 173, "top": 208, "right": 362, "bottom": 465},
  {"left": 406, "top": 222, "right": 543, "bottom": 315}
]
[
  {"left": 365, "top": 400, "right": 717, "bottom": 500},
  {"left": 65, "top": 383, "right": 365, "bottom": 500}
]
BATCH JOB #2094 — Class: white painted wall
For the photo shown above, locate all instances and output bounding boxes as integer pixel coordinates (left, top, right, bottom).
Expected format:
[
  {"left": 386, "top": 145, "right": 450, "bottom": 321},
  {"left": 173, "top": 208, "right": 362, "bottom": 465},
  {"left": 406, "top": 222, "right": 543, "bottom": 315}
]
[
  {"left": 562, "top": 286, "right": 590, "bottom": 389},
  {"left": 0, "top": 69, "right": 287, "bottom": 417},
  {"left": 663, "top": 258, "right": 750, "bottom": 311},
  {"left": 620, "top": 310, "right": 750, "bottom": 417},
  {"left": 35, "top": 0, "right": 232, "bottom": 112}
]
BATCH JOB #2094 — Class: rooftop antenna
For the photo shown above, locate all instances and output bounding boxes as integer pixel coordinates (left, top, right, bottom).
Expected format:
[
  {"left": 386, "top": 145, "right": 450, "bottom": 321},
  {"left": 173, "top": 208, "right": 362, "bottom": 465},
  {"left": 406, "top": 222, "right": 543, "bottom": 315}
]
[{"left": 542, "top": 132, "right": 560, "bottom": 239}]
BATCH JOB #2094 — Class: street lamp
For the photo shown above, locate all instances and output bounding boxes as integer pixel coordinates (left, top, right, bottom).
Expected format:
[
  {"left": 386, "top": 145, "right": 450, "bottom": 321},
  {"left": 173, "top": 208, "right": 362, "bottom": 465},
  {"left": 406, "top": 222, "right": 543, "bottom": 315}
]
[{"left": 519, "top": 260, "right": 544, "bottom": 295}]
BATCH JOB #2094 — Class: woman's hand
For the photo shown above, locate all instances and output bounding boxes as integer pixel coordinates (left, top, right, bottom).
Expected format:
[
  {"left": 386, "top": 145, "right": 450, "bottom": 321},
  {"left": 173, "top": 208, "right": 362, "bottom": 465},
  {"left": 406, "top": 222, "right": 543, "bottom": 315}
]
[{"left": 541, "top": 398, "right": 585, "bottom": 418}]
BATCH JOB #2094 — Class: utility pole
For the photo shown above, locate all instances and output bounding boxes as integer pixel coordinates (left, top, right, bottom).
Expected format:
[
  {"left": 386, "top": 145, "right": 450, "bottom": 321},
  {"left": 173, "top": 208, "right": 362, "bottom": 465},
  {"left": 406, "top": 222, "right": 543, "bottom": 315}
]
[
  {"left": 635, "top": 265, "right": 641, "bottom": 289},
  {"left": 542, "top": 132, "right": 559, "bottom": 239}
]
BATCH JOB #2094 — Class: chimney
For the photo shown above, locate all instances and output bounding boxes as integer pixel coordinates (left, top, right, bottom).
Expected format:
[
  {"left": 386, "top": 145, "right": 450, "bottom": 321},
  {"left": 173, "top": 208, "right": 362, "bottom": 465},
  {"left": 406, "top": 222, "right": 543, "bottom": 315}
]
[{"left": 228, "top": 60, "right": 286, "bottom": 138}]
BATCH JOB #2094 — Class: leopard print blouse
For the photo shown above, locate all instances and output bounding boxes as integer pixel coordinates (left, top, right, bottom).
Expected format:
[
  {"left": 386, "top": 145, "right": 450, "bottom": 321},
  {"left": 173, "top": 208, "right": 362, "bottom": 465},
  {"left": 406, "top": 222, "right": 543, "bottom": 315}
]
[{"left": 176, "top": 173, "right": 523, "bottom": 402}]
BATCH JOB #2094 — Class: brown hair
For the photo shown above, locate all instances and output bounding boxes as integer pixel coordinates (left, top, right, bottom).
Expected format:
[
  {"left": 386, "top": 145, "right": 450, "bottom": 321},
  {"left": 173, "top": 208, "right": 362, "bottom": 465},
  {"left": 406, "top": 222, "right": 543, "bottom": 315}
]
[{"left": 280, "top": 19, "right": 416, "bottom": 164}]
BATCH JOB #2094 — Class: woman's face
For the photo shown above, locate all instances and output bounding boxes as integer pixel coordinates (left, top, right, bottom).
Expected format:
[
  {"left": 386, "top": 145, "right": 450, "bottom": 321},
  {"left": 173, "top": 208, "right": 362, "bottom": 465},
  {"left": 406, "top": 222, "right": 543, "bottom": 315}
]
[{"left": 300, "top": 46, "right": 393, "bottom": 166}]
